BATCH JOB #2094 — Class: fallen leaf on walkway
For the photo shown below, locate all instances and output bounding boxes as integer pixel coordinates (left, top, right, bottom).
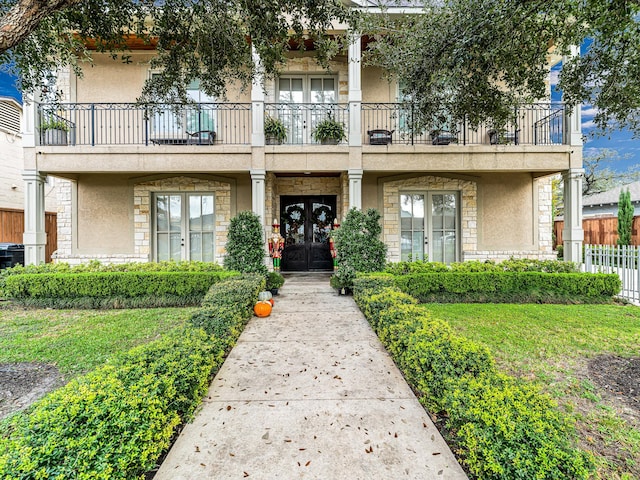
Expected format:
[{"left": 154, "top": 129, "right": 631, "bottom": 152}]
[
  {"left": 226, "top": 405, "right": 232, "bottom": 411},
  {"left": 432, "top": 452, "right": 441, "bottom": 456},
  {"left": 305, "top": 461, "right": 311, "bottom": 466},
  {"left": 244, "top": 472, "right": 249, "bottom": 477},
  {"left": 195, "top": 446, "right": 200, "bottom": 452},
  {"left": 262, "top": 432, "right": 269, "bottom": 440}
]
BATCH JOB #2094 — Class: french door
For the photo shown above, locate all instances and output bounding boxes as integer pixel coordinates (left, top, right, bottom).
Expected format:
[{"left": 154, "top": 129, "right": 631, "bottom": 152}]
[
  {"left": 280, "top": 195, "right": 336, "bottom": 271},
  {"left": 400, "top": 192, "right": 459, "bottom": 263},
  {"left": 277, "top": 76, "right": 337, "bottom": 144},
  {"left": 153, "top": 193, "right": 215, "bottom": 262}
]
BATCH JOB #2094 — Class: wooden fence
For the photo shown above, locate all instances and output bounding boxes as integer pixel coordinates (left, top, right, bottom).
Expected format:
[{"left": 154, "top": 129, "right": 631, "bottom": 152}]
[
  {"left": 554, "top": 216, "right": 640, "bottom": 247},
  {"left": 0, "top": 208, "right": 57, "bottom": 263}
]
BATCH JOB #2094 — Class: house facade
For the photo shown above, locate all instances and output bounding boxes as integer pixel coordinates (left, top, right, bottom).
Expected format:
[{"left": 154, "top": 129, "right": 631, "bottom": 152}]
[{"left": 20, "top": 23, "right": 585, "bottom": 269}]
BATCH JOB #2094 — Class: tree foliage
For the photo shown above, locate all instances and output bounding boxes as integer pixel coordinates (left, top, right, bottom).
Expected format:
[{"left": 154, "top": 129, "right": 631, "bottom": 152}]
[
  {"left": 223, "top": 211, "right": 267, "bottom": 276},
  {"left": 0, "top": 0, "right": 349, "bottom": 100},
  {"left": 359, "top": 0, "right": 640, "bottom": 135},
  {"left": 583, "top": 149, "right": 639, "bottom": 196},
  {"left": 331, "top": 208, "right": 387, "bottom": 289},
  {"left": 617, "top": 188, "right": 633, "bottom": 246}
]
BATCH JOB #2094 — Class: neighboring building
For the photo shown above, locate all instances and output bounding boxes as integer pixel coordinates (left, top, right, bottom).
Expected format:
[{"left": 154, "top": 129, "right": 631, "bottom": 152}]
[
  {"left": 1, "top": 97, "right": 58, "bottom": 254},
  {"left": 20, "top": 8, "right": 584, "bottom": 268},
  {"left": 583, "top": 182, "right": 640, "bottom": 218}
]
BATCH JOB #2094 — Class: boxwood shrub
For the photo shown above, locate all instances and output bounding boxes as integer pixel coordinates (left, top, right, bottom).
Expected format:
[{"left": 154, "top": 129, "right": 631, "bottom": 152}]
[
  {"left": 385, "top": 259, "right": 580, "bottom": 275},
  {"left": 352, "top": 282, "right": 594, "bottom": 479},
  {"left": 4, "top": 271, "right": 237, "bottom": 308},
  {"left": 393, "top": 271, "right": 621, "bottom": 303},
  {"left": 0, "top": 273, "right": 262, "bottom": 479}
]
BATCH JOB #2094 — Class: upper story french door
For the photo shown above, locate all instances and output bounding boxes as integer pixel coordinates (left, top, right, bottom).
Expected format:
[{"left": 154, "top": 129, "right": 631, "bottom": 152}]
[{"left": 277, "top": 76, "right": 337, "bottom": 144}]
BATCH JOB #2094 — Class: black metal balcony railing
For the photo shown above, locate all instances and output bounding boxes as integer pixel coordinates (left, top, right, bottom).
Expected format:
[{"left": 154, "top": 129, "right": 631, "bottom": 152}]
[
  {"left": 361, "top": 103, "right": 565, "bottom": 146},
  {"left": 264, "top": 103, "right": 349, "bottom": 145},
  {"left": 37, "top": 103, "right": 252, "bottom": 146},
  {"left": 36, "top": 102, "right": 565, "bottom": 147}
]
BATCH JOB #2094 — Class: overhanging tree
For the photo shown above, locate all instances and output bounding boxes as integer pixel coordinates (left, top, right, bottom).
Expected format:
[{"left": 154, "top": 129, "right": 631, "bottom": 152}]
[
  {"left": 359, "top": 0, "right": 640, "bottom": 136},
  {"left": 0, "top": 0, "right": 349, "bottom": 100}
]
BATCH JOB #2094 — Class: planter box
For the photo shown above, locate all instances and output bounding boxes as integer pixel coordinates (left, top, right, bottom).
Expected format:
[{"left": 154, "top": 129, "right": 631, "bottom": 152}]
[{"left": 44, "top": 129, "right": 68, "bottom": 146}]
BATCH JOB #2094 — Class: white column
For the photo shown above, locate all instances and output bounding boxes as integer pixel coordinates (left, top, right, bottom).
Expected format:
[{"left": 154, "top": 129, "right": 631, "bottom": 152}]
[
  {"left": 563, "top": 45, "right": 583, "bottom": 147},
  {"left": 251, "top": 169, "right": 266, "bottom": 225},
  {"left": 251, "top": 46, "right": 265, "bottom": 146},
  {"left": 348, "top": 169, "right": 363, "bottom": 211},
  {"left": 562, "top": 168, "right": 584, "bottom": 263},
  {"left": 22, "top": 96, "right": 37, "bottom": 148},
  {"left": 348, "top": 33, "right": 362, "bottom": 146},
  {"left": 23, "top": 170, "right": 47, "bottom": 265}
]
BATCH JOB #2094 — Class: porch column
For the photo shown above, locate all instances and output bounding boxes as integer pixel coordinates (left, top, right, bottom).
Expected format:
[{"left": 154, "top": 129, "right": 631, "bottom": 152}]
[
  {"left": 348, "top": 169, "right": 363, "bottom": 211},
  {"left": 348, "top": 33, "right": 362, "bottom": 146},
  {"left": 251, "top": 46, "right": 265, "bottom": 146},
  {"left": 22, "top": 170, "right": 47, "bottom": 265},
  {"left": 251, "top": 169, "right": 266, "bottom": 225},
  {"left": 562, "top": 168, "right": 584, "bottom": 264},
  {"left": 563, "top": 45, "right": 583, "bottom": 147}
]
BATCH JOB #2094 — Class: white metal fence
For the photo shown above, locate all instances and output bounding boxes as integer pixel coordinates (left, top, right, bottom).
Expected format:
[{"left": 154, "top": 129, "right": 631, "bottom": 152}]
[{"left": 583, "top": 244, "right": 640, "bottom": 303}]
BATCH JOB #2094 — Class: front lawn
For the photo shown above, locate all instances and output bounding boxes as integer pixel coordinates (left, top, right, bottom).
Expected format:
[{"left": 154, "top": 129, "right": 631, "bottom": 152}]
[
  {"left": 424, "top": 303, "right": 640, "bottom": 480},
  {"left": 0, "top": 307, "right": 197, "bottom": 376}
]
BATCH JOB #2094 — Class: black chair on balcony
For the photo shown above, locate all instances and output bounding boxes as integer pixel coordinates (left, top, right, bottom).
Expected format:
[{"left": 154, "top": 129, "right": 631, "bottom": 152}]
[
  {"left": 187, "top": 130, "right": 216, "bottom": 145},
  {"left": 488, "top": 129, "right": 520, "bottom": 145}
]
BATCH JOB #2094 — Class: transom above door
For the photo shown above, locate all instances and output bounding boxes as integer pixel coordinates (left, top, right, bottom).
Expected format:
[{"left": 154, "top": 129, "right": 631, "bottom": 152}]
[
  {"left": 280, "top": 195, "right": 336, "bottom": 271},
  {"left": 276, "top": 76, "right": 337, "bottom": 144},
  {"left": 400, "top": 192, "right": 460, "bottom": 264},
  {"left": 153, "top": 193, "right": 215, "bottom": 262}
]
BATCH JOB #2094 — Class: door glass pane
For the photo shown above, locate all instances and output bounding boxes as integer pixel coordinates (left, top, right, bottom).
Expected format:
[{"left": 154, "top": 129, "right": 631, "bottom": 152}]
[
  {"left": 169, "top": 196, "right": 181, "bottom": 232},
  {"left": 157, "top": 233, "right": 169, "bottom": 262},
  {"left": 312, "top": 202, "right": 333, "bottom": 244},
  {"left": 189, "top": 196, "right": 202, "bottom": 231},
  {"left": 429, "top": 193, "right": 458, "bottom": 264},
  {"left": 156, "top": 195, "right": 169, "bottom": 231},
  {"left": 202, "top": 233, "right": 214, "bottom": 262},
  {"left": 190, "top": 232, "right": 202, "bottom": 260},
  {"left": 187, "top": 194, "right": 215, "bottom": 262},
  {"left": 282, "top": 202, "right": 305, "bottom": 246},
  {"left": 400, "top": 194, "right": 425, "bottom": 261},
  {"left": 170, "top": 233, "right": 181, "bottom": 261},
  {"left": 202, "top": 196, "right": 214, "bottom": 230}
]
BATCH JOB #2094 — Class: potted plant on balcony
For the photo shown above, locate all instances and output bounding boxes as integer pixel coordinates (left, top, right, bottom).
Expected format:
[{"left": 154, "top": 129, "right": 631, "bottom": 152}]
[
  {"left": 313, "top": 115, "right": 345, "bottom": 145},
  {"left": 264, "top": 116, "right": 287, "bottom": 145},
  {"left": 40, "top": 118, "right": 69, "bottom": 145}
]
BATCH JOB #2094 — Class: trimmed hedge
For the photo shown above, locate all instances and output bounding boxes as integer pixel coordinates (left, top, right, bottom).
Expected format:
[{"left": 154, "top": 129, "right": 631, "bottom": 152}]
[
  {"left": 385, "top": 259, "right": 580, "bottom": 275},
  {"left": 0, "top": 273, "right": 263, "bottom": 479},
  {"left": 4, "top": 271, "right": 238, "bottom": 308},
  {"left": 190, "top": 274, "right": 265, "bottom": 353},
  {"left": 394, "top": 272, "right": 621, "bottom": 303},
  {"left": 352, "top": 282, "right": 594, "bottom": 479}
]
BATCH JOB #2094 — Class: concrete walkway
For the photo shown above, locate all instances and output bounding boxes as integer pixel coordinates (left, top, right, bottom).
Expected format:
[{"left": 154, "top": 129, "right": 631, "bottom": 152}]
[{"left": 155, "top": 274, "right": 468, "bottom": 479}]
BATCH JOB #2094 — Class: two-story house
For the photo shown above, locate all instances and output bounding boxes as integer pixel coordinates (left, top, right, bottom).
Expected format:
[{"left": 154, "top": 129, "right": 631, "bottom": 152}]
[{"left": 19, "top": 9, "right": 585, "bottom": 270}]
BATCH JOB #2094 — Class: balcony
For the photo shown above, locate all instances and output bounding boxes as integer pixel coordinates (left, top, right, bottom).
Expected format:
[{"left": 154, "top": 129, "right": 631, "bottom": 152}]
[
  {"left": 37, "top": 103, "right": 252, "bottom": 146},
  {"left": 36, "top": 102, "right": 566, "bottom": 147}
]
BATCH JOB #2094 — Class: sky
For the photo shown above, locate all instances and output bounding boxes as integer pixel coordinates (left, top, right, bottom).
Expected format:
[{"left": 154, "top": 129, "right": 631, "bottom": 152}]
[{"left": 550, "top": 43, "right": 640, "bottom": 174}]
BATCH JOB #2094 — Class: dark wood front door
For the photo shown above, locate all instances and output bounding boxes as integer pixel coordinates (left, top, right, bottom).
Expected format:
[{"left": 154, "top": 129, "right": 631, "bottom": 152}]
[{"left": 280, "top": 195, "right": 336, "bottom": 271}]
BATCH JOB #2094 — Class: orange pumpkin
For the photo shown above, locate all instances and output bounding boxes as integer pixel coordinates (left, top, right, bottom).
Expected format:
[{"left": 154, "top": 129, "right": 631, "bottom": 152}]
[{"left": 254, "top": 301, "right": 272, "bottom": 317}]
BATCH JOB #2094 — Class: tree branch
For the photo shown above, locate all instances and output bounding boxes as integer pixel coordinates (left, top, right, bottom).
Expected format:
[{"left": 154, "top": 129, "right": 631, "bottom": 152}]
[{"left": 0, "top": 0, "right": 82, "bottom": 52}]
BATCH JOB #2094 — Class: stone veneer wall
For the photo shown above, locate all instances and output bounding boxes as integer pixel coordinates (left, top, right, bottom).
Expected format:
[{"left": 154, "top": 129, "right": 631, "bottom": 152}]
[
  {"left": 134, "top": 176, "right": 232, "bottom": 264},
  {"left": 383, "top": 176, "right": 477, "bottom": 262},
  {"left": 273, "top": 177, "right": 344, "bottom": 220}
]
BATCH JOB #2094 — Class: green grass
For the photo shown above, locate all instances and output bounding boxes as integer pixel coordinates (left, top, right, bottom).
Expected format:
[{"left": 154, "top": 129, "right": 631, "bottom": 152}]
[
  {"left": 0, "top": 307, "right": 197, "bottom": 376},
  {"left": 423, "top": 303, "right": 640, "bottom": 480}
]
